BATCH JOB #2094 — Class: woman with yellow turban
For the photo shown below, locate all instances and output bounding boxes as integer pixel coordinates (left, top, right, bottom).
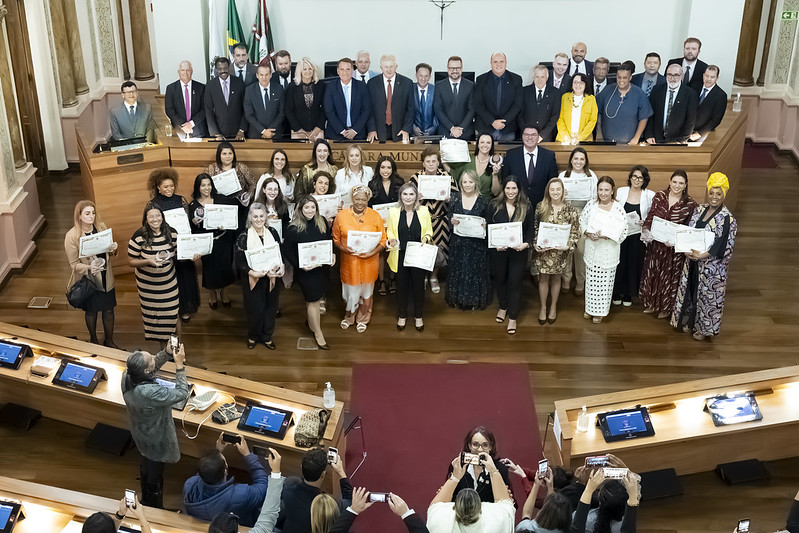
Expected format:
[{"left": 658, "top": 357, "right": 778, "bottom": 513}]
[{"left": 671, "top": 172, "right": 737, "bottom": 340}]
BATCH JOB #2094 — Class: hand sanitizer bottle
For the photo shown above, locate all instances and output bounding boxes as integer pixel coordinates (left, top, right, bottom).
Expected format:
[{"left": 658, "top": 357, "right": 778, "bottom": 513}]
[
  {"left": 733, "top": 93, "right": 742, "bottom": 113},
  {"left": 576, "top": 405, "right": 590, "bottom": 432},
  {"left": 323, "top": 381, "right": 335, "bottom": 409}
]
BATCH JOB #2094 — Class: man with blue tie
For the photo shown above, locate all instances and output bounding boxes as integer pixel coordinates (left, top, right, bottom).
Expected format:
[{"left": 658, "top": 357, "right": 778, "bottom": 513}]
[
  {"left": 473, "top": 52, "right": 523, "bottom": 142},
  {"left": 503, "top": 126, "right": 558, "bottom": 210},
  {"left": 412, "top": 63, "right": 438, "bottom": 137},
  {"left": 631, "top": 53, "right": 666, "bottom": 97},
  {"left": 109, "top": 81, "right": 157, "bottom": 143},
  {"left": 244, "top": 63, "right": 285, "bottom": 139},
  {"left": 690, "top": 65, "right": 727, "bottom": 141},
  {"left": 324, "top": 57, "right": 372, "bottom": 141}
]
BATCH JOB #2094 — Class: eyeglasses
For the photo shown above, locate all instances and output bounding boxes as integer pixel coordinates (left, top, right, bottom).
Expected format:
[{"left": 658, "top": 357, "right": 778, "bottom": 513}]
[
  {"left": 123, "top": 89, "right": 138, "bottom": 95},
  {"left": 469, "top": 441, "right": 491, "bottom": 451},
  {"left": 631, "top": 175, "right": 644, "bottom": 180}
]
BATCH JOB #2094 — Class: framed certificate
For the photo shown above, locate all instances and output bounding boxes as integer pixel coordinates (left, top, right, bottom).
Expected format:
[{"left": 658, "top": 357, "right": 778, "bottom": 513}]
[
  {"left": 650, "top": 216, "right": 679, "bottom": 244},
  {"left": 203, "top": 204, "right": 239, "bottom": 230},
  {"left": 313, "top": 194, "right": 341, "bottom": 219},
  {"left": 402, "top": 242, "right": 438, "bottom": 271},
  {"left": 164, "top": 208, "right": 192, "bottom": 235},
  {"left": 371, "top": 202, "right": 394, "bottom": 225},
  {"left": 416, "top": 175, "right": 452, "bottom": 201},
  {"left": 298, "top": 240, "right": 334, "bottom": 268},
  {"left": 452, "top": 214, "right": 486, "bottom": 239},
  {"left": 79, "top": 228, "right": 113, "bottom": 258},
  {"left": 347, "top": 230, "right": 382, "bottom": 255},
  {"left": 245, "top": 242, "right": 282, "bottom": 272},
  {"left": 536, "top": 222, "right": 571, "bottom": 248},
  {"left": 562, "top": 177, "right": 593, "bottom": 202},
  {"left": 487, "top": 222, "right": 523, "bottom": 249},
  {"left": 587, "top": 208, "right": 626, "bottom": 242},
  {"left": 176, "top": 233, "right": 213, "bottom": 260},
  {"left": 675, "top": 227, "right": 714, "bottom": 253},
  {"left": 211, "top": 169, "right": 242, "bottom": 196}
]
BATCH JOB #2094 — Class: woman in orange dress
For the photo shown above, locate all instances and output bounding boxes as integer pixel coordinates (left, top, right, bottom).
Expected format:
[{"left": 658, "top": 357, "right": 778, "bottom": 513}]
[{"left": 331, "top": 185, "right": 387, "bottom": 333}]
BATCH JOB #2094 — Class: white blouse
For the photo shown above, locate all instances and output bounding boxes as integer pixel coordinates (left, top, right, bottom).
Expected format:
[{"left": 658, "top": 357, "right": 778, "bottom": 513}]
[
  {"left": 256, "top": 173, "right": 295, "bottom": 202},
  {"left": 616, "top": 186, "right": 655, "bottom": 221},
  {"left": 335, "top": 166, "right": 374, "bottom": 199}
]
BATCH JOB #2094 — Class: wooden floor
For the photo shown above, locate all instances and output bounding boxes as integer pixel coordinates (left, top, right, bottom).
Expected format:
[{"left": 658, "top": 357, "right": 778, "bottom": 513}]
[{"left": 1, "top": 145, "right": 798, "bottom": 532}]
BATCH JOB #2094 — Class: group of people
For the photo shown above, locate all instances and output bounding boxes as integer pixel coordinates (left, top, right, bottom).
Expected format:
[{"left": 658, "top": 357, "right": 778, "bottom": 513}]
[{"left": 112, "top": 39, "right": 727, "bottom": 148}]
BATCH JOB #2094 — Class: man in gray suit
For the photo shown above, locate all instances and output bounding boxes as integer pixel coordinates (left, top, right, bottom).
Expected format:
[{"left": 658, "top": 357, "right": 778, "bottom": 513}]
[
  {"left": 366, "top": 54, "right": 414, "bottom": 143},
  {"left": 434, "top": 55, "right": 474, "bottom": 140},
  {"left": 232, "top": 42, "right": 258, "bottom": 87},
  {"left": 109, "top": 81, "right": 157, "bottom": 143},
  {"left": 243, "top": 63, "right": 285, "bottom": 139}
]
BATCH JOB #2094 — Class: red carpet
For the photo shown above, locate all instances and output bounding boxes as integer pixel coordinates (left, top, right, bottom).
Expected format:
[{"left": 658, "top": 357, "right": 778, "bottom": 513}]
[
  {"left": 344, "top": 363, "right": 541, "bottom": 532},
  {"left": 742, "top": 142, "right": 778, "bottom": 168}
]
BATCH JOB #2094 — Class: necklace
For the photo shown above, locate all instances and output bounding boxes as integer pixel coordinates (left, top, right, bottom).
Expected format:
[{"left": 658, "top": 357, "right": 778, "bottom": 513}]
[
  {"left": 476, "top": 155, "right": 489, "bottom": 164},
  {"left": 604, "top": 85, "right": 626, "bottom": 119},
  {"left": 572, "top": 95, "right": 584, "bottom": 108}
]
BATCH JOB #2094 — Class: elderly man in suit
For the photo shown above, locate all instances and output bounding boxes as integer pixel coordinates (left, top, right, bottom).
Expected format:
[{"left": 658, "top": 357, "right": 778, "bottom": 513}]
[
  {"left": 412, "top": 62, "right": 438, "bottom": 137},
  {"left": 473, "top": 52, "right": 523, "bottom": 142},
  {"left": 244, "top": 63, "right": 285, "bottom": 139},
  {"left": 366, "top": 54, "right": 414, "bottom": 143},
  {"left": 503, "top": 125, "right": 558, "bottom": 210},
  {"left": 109, "top": 81, "right": 157, "bottom": 143},
  {"left": 668, "top": 37, "right": 708, "bottom": 94},
  {"left": 433, "top": 55, "right": 474, "bottom": 140},
  {"left": 690, "top": 65, "right": 727, "bottom": 141},
  {"left": 324, "top": 57, "right": 372, "bottom": 141},
  {"left": 569, "top": 42, "right": 593, "bottom": 78},
  {"left": 520, "top": 65, "right": 561, "bottom": 142},
  {"left": 204, "top": 57, "right": 247, "bottom": 140},
  {"left": 232, "top": 43, "right": 258, "bottom": 87},
  {"left": 164, "top": 61, "right": 207, "bottom": 138},
  {"left": 645, "top": 63, "right": 698, "bottom": 144},
  {"left": 632, "top": 53, "right": 666, "bottom": 97}
]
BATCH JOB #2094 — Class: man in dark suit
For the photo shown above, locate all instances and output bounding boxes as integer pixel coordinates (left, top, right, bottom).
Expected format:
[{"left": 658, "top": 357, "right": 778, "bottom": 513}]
[
  {"left": 109, "top": 81, "right": 157, "bottom": 143},
  {"left": 204, "top": 57, "right": 246, "bottom": 140},
  {"left": 668, "top": 37, "right": 707, "bottom": 94},
  {"left": 589, "top": 57, "right": 614, "bottom": 97},
  {"left": 244, "top": 63, "right": 285, "bottom": 139},
  {"left": 520, "top": 65, "right": 560, "bottom": 142},
  {"left": 433, "top": 55, "right": 474, "bottom": 140},
  {"left": 690, "top": 65, "right": 727, "bottom": 140},
  {"left": 473, "top": 52, "right": 523, "bottom": 141},
  {"left": 645, "top": 63, "right": 698, "bottom": 144},
  {"left": 164, "top": 60, "right": 207, "bottom": 138},
  {"left": 549, "top": 53, "right": 572, "bottom": 94},
  {"left": 412, "top": 62, "right": 438, "bottom": 136},
  {"left": 366, "top": 54, "right": 414, "bottom": 143},
  {"left": 632, "top": 53, "right": 666, "bottom": 97},
  {"left": 232, "top": 42, "right": 258, "bottom": 87},
  {"left": 503, "top": 125, "right": 558, "bottom": 209},
  {"left": 324, "top": 57, "right": 372, "bottom": 141},
  {"left": 569, "top": 42, "right": 593, "bottom": 78}
]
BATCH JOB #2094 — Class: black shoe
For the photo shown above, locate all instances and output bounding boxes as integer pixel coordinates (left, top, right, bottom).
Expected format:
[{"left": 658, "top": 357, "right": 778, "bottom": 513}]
[
  {"left": 264, "top": 340, "right": 276, "bottom": 350},
  {"left": 275, "top": 309, "right": 282, "bottom": 318},
  {"left": 415, "top": 319, "right": 424, "bottom": 332},
  {"left": 316, "top": 338, "right": 330, "bottom": 350},
  {"left": 247, "top": 339, "right": 256, "bottom": 349},
  {"left": 538, "top": 318, "right": 546, "bottom": 325},
  {"left": 397, "top": 318, "right": 406, "bottom": 331},
  {"left": 209, "top": 300, "right": 218, "bottom": 310},
  {"left": 221, "top": 299, "right": 231, "bottom": 308},
  {"left": 103, "top": 339, "right": 121, "bottom": 350}
]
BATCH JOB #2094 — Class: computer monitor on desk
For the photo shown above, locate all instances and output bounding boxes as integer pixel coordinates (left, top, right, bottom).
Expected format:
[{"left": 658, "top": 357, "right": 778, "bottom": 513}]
[{"left": 93, "top": 136, "right": 148, "bottom": 153}]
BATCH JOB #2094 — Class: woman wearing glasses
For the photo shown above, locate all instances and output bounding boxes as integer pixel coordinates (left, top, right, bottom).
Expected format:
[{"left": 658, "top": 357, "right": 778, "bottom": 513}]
[{"left": 445, "top": 426, "right": 513, "bottom": 503}]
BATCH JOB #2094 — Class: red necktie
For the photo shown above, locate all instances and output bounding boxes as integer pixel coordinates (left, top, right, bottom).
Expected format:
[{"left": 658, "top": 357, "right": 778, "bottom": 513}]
[{"left": 386, "top": 79, "right": 393, "bottom": 126}]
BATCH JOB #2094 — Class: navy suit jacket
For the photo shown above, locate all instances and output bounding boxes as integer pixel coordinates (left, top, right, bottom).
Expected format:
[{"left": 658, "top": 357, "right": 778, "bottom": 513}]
[
  {"left": 503, "top": 145, "right": 559, "bottom": 209},
  {"left": 631, "top": 72, "right": 666, "bottom": 96},
  {"left": 243, "top": 80, "right": 286, "bottom": 139},
  {"left": 324, "top": 79, "right": 372, "bottom": 140},
  {"left": 520, "top": 84, "right": 561, "bottom": 142},
  {"left": 204, "top": 75, "right": 247, "bottom": 138},
  {"left": 164, "top": 79, "right": 207, "bottom": 137},
  {"left": 367, "top": 74, "right": 415, "bottom": 141},
  {"left": 473, "top": 70, "right": 524, "bottom": 136},
  {"left": 413, "top": 83, "right": 438, "bottom": 135},
  {"left": 667, "top": 58, "right": 708, "bottom": 93},
  {"left": 569, "top": 59, "right": 594, "bottom": 78},
  {"left": 434, "top": 77, "right": 475, "bottom": 139},
  {"left": 644, "top": 84, "right": 698, "bottom": 143},
  {"left": 694, "top": 85, "right": 727, "bottom": 135}
]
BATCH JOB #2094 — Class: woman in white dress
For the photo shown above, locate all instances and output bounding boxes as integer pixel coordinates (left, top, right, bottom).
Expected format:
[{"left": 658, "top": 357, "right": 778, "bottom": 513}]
[
  {"left": 335, "top": 144, "right": 373, "bottom": 205},
  {"left": 581, "top": 176, "right": 628, "bottom": 323}
]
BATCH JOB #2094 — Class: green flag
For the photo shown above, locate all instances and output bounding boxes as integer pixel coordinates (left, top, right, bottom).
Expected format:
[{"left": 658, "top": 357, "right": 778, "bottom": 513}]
[{"left": 225, "top": 0, "right": 246, "bottom": 59}]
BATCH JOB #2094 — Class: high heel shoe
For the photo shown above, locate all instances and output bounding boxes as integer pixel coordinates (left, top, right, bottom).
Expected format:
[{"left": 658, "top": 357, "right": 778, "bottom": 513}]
[
  {"left": 221, "top": 299, "right": 231, "bottom": 308},
  {"left": 507, "top": 319, "right": 517, "bottom": 335},
  {"left": 538, "top": 313, "right": 547, "bottom": 326},
  {"left": 247, "top": 339, "right": 257, "bottom": 349},
  {"left": 547, "top": 314, "right": 557, "bottom": 325},
  {"left": 378, "top": 280, "right": 387, "bottom": 296},
  {"left": 315, "top": 336, "right": 330, "bottom": 350},
  {"left": 495, "top": 309, "right": 507, "bottom": 323},
  {"left": 209, "top": 300, "right": 218, "bottom": 310},
  {"left": 397, "top": 318, "right": 407, "bottom": 331},
  {"left": 415, "top": 318, "right": 424, "bottom": 332}
]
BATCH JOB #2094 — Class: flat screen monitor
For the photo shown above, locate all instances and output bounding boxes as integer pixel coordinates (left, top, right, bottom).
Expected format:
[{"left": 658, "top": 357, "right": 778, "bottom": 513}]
[
  {"left": 0, "top": 340, "right": 30, "bottom": 370},
  {"left": 52, "top": 360, "right": 106, "bottom": 393},
  {"left": 705, "top": 394, "right": 763, "bottom": 427},
  {"left": 237, "top": 402, "right": 293, "bottom": 439},
  {"left": 0, "top": 500, "right": 24, "bottom": 532},
  {"left": 597, "top": 406, "right": 656, "bottom": 442},
  {"left": 154, "top": 375, "right": 193, "bottom": 411}
]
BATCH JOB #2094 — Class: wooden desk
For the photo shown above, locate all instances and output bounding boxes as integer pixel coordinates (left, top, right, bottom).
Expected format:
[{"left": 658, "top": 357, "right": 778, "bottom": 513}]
[
  {"left": 0, "top": 322, "right": 343, "bottom": 474},
  {"left": 0, "top": 475, "right": 252, "bottom": 532},
  {"left": 552, "top": 366, "right": 799, "bottom": 475}
]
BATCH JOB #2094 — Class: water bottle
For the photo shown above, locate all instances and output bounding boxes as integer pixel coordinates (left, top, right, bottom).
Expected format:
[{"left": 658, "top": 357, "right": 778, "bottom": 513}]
[
  {"left": 323, "top": 381, "right": 335, "bottom": 409},
  {"left": 576, "top": 405, "right": 590, "bottom": 432},
  {"left": 732, "top": 93, "right": 742, "bottom": 113}
]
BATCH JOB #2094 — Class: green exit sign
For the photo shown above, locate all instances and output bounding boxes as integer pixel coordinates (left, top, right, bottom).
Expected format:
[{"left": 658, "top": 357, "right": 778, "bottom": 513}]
[{"left": 782, "top": 11, "right": 798, "bottom": 20}]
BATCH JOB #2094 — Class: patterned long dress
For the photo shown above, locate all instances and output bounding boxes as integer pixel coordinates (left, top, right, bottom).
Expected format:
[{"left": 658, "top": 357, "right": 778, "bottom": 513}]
[
  {"left": 639, "top": 190, "right": 697, "bottom": 312},
  {"left": 445, "top": 191, "right": 490, "bottom": 310},
  {"left": 410, "top": 169, "right": 458, "bottom": 265},
  {"left": 534, "top": 202, "right": 580, "bottom": 274},
  {"left": 128, "top": 228, "right": 179, "bottom": 341},
  {"left": 671, "top": 205, "right": 737, "bottom": 337}
]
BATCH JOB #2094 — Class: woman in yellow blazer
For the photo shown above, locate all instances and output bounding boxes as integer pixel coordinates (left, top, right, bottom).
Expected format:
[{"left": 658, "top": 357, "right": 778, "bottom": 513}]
[
  {"left": 386, "top": 183, "right": 434, "bottom": 332},
  {"left": 556, "top": 73, "right": 598, "bottom": 143},
  {"left": 64, "top": 200, "right": 120, "bottom": 348}
]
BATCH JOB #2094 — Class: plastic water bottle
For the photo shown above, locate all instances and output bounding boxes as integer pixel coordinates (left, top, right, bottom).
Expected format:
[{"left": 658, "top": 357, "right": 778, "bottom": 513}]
[
  {"left": 732, "top": 93, "right": 742, "bottom": 113},
  {"left": 576, "top": 405, "right": 590, "bottom": 432},
  {"left": 323, "top": 381, "right": 335, "bottom": 409}
]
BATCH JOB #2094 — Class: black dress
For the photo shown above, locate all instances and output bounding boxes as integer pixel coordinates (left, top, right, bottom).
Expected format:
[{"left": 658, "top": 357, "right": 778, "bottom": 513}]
[
  {"left": 188, "top": 196, "right": 237, "bottom": 290},
  {"left": 446, "top": 458, "right": 513, "bottom": 503},
  {"left": 613, "top": 202, "right": 645, "bottom": 302},
  {"left": 285, "top": 81, "right": 326, "bottom": 133},
  {"left": 368, "top": 176, "right": 403, "bottom": 206},
  {"left": 234, "top": 228, "right": 282, "bottom": 343},
  {"left": 149, "top": 193, "right": 200, "bottom": 316},
  {"left": 489, "top": 202, "right": 535, "bottom": 320},
  {"left": 396, "top": 210, "right": 426, "bottom": 319},
  {"left": 446, "top": 192, "right": 491, "bottom": 310},
  {"left": 81, "top": 228, "right": 117, "bottom": 312},
  {"left": 283, "top": 219, "right": 331, "bottom": 303}
]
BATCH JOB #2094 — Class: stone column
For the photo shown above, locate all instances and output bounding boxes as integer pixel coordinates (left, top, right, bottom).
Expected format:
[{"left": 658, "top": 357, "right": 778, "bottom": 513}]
[
  {"left": 0, "top": 3, "right": 25, "bottom": 168},
  {"left": 48, "top": 0, "right": 77, "bottom": 107},
  {"left": 734, "top": 0, "right": 764, "bottom": 86},
  {"left": 757, "top": 0, "right": 779, "bottom": 86},
  {"left": 115, "top": 0, "right": 130, "bottom": 79},
  {"left": 61, "top": 0, "right": 88, "bottom": 95},
  {"left": 128, "top": 0, "right": 154, "bottom": 81}
]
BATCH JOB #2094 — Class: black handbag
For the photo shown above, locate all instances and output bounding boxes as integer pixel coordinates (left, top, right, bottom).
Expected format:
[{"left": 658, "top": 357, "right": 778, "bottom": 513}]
[{"left": 66, "top": 271, "right": 97, "bottom": 309}]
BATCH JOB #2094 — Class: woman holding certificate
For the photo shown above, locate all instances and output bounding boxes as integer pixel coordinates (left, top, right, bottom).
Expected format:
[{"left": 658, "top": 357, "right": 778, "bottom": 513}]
[
  {"left": 639, "top": 169, "right": 698, "bottom": 319},
  {"left": 204, "top": 142, "right": 256, "bottom": 229},
  {"left": 234, "top": 203, "right": 284, "bottom": 349},
  {"left": 369, "top": 155, "right": 404, "bottom": 296},
  {"left": 284, "top": 196, "right": 336, "bottom": 350},
  {"left": 312, "top": 171, "right": 341, "bottom": 224},
  {"left": 255, "top": 149, "right": 295, "bottom": 204},
  {"left": 489, "top": 176, "right": 534, "bottom": 335},
  {"left": 555, "top": 73, "right": 598, "bottom": 143},
  {"left": 533, "top": 178, "right": 579, "bottom": 325},
  {"left": 386, "top": 183, "right": 433, "bottom": 331},
  {"left": 335, "top": 144, "right": 373, "bottom": 202},
  {"left": 296, "top": 139, "right": 338, "bottom": 197},
  {"left": 558, "top": 147, "right": 598, "bottom": 296},
  {"left": 580, "top": 176, "right": 628, "bottom": 323},
  {"left": 332, "top": 185, "right": 387, "bottom": 333},
  {"left": 64, "top": 200, "right": 119, "bottom": 348},
  {"left": 409, "top": 147, "right": 457, "bottom": 294},
  {"left": 254, "top": 177, "right": 292, "bottom": 240},
  {"left": 147, "top": 168, "right": 200, "bottom": 323},
  {"left": 671, "top": 173, "right": 737, "bottom": 340},
  {"left": 444, "top": 133, "right": 503, "bottom": 201},
  {"left": 446, "top": 170, "right": 491, "bottom": 310},
  {"left": 613, "top": 165, "right": 655, "bottom": 307},
  {"left": 128, "top": 204, "right": 180, "bottom": 349},
  {"left": 188, "top": 173, "right": 237, "bottom": 309}
]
